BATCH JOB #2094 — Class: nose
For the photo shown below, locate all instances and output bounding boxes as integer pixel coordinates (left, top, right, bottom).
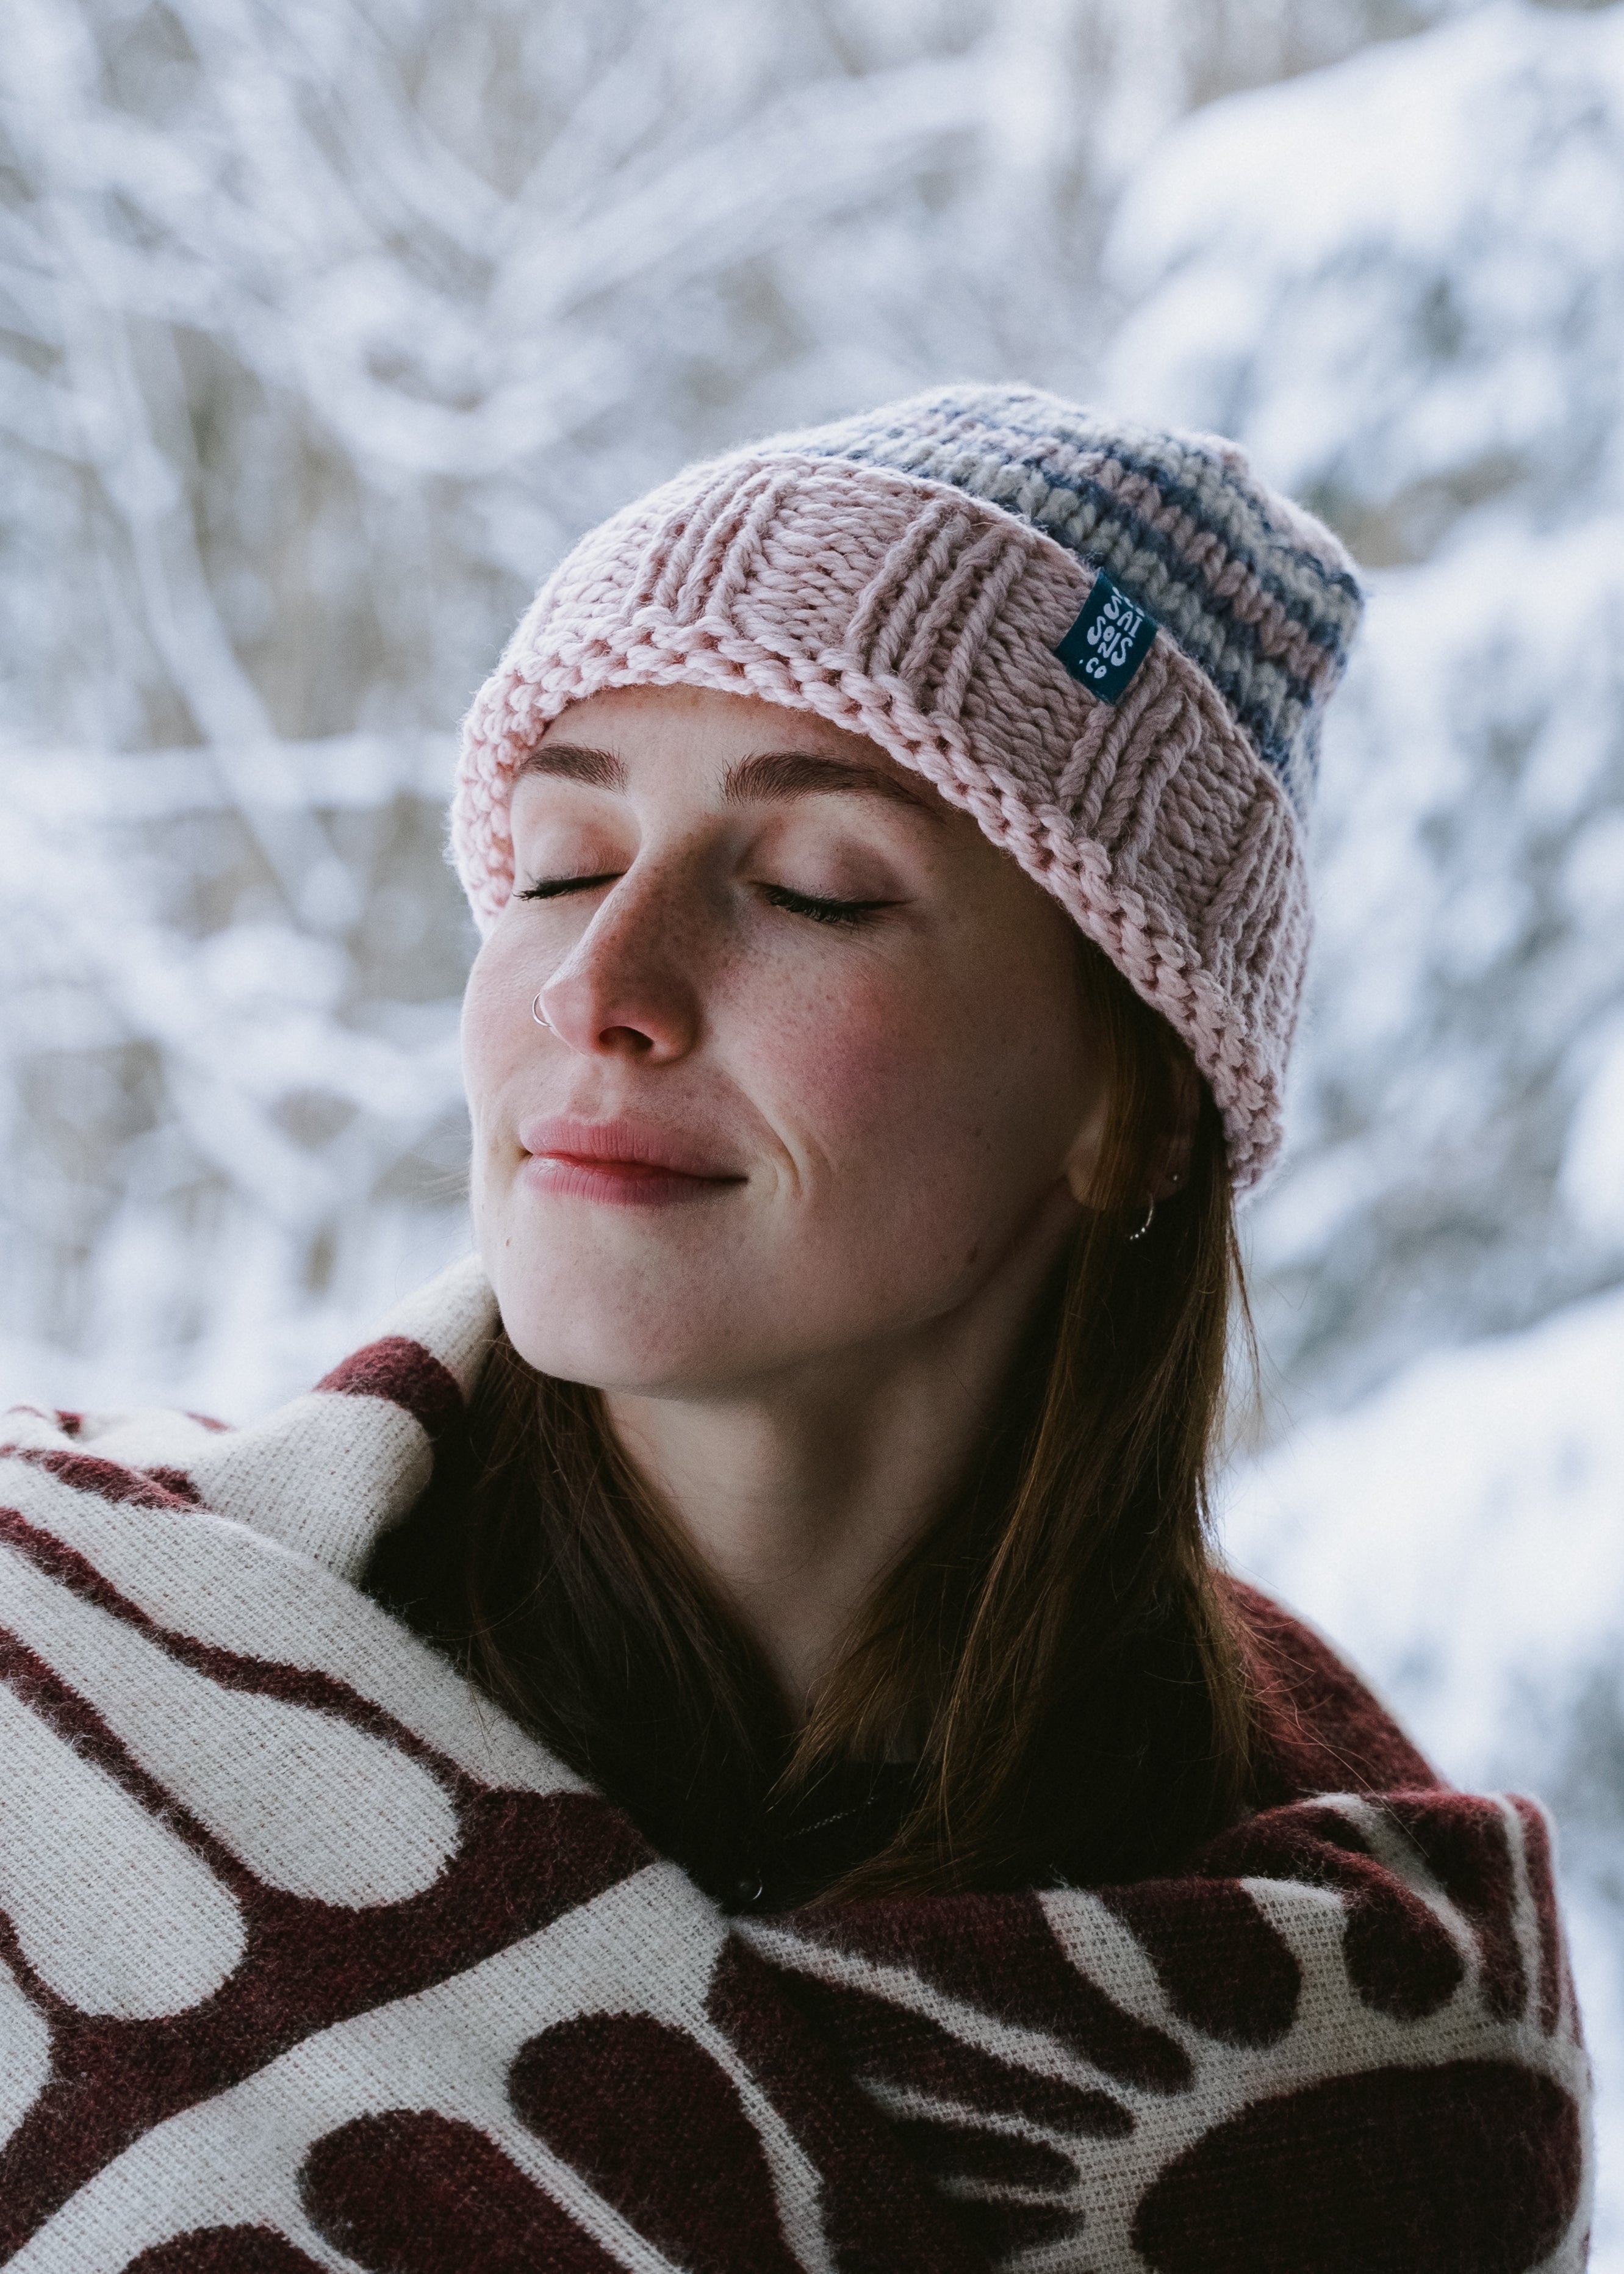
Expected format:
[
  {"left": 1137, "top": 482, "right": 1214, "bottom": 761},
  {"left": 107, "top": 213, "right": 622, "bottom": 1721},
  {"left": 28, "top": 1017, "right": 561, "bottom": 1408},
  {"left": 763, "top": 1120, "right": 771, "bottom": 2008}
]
[{"left": 533, "top": 867, "right": 703, "bottom": 1062}]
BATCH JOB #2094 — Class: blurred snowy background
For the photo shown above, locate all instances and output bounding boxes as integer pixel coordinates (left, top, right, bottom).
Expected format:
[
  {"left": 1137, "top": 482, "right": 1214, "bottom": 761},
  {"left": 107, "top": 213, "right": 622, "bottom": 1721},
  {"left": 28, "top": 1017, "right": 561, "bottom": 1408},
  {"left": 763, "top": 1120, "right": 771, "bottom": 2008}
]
[{"left": 2, "top": 0, "right": 1620, "bottom": 2249}]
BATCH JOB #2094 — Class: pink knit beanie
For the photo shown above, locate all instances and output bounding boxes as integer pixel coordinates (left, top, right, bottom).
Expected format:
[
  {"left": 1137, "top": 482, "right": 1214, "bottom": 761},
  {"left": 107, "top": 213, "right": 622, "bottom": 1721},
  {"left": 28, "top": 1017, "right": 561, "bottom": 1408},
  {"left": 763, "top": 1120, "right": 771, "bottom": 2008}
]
[{"left": 453, "top": 384, "right": 1361, "bottom": 1189}]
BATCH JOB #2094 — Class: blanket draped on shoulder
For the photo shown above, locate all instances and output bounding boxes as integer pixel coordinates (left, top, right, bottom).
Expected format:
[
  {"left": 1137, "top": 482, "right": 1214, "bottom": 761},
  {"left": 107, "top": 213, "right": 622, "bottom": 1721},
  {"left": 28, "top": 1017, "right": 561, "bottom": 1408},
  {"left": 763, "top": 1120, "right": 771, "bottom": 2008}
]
[{"left": 0, "top": 1258, "right": 1592, "bottom": 2273}]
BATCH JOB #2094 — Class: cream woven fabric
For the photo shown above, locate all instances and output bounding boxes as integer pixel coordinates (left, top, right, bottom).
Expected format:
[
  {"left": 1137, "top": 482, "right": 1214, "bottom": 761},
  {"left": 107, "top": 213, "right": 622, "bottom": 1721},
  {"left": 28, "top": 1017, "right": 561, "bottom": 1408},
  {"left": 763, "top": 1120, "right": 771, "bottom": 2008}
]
[{"left": 0, "top": 1258, "right": 1592, "bottom": 2269}]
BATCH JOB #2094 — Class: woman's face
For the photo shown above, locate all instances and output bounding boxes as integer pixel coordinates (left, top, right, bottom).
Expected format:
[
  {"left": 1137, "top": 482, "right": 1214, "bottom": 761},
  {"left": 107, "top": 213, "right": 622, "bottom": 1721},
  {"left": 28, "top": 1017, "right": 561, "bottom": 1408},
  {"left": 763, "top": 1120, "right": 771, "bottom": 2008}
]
[{"left": 462, "top": 684, "right": 1108, "bottom": 1394}]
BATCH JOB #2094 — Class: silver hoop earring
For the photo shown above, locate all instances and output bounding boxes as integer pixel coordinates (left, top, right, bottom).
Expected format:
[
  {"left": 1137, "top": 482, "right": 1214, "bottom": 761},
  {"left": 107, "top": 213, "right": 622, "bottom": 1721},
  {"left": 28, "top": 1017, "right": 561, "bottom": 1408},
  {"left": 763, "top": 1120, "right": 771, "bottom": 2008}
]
[
  {"left": 531, "top": 993, "right": 552, "bottom": 1032},
  {"left": 1126, "top": 1199, "right": 1155, "bottom": 1243}
]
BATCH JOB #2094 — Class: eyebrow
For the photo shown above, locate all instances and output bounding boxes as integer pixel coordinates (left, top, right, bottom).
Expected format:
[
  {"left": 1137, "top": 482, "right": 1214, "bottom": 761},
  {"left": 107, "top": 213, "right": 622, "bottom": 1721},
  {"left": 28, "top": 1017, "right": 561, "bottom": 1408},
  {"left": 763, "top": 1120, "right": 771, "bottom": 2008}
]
[
  {"left": 515, "top": 743, "right": 626, "bottom": 790},
  {"left": 516, "top": 741, "right": 936, "bottom": 816},
  {"left": 722, "top": 749, "right": 936, "bottom": 815}
]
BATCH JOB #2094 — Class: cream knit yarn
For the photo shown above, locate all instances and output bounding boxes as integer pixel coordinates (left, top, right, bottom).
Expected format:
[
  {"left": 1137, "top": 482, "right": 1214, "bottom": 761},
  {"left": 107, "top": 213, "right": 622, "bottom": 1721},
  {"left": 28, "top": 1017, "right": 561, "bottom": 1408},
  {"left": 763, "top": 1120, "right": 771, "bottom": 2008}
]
[{"left": 452, "top": 384, "right": 1363, "bottom": 1187}]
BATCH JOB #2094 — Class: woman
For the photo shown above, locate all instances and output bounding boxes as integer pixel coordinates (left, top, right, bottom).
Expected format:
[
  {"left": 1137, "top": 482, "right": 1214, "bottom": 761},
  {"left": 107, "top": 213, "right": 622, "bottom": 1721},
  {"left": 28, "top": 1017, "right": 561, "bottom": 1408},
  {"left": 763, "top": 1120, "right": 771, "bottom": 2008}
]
[{"left": 0, "top": 386, "right": 1590, "bottom": 2270}]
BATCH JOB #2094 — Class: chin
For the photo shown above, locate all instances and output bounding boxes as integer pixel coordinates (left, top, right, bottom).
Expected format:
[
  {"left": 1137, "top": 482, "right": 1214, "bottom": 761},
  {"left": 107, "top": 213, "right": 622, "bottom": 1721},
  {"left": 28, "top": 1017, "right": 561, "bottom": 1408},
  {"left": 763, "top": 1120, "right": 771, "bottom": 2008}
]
[{"left": 487, "top": 1257, "right": 744, "bottom": 1395}]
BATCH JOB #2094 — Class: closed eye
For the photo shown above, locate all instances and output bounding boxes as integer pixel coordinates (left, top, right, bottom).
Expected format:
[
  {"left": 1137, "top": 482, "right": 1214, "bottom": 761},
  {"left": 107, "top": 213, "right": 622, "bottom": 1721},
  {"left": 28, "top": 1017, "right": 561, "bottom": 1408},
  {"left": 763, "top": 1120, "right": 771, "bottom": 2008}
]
[
  {"left": 517, "top": 874, "right": 894, "bottom": 927},
  {"left": 517, "top": 872, "right": 619, "bottom": 902},
  {"left": 760, "top": 884, "right": 896, "bottom": 929}
]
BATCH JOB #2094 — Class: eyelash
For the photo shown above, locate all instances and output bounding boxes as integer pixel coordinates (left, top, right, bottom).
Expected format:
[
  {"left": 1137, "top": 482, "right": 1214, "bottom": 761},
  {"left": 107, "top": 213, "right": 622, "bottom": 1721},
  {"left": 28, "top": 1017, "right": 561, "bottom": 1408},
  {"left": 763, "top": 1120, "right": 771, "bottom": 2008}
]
[
  {"left": 759, "top": 884, "right": 891, "bottom": 929},
  {"left": 517, "top": 873, "right": 616, "bottom": 903},
  {"left": 517, "top": 874, "right": 890, "bottom": 930}
]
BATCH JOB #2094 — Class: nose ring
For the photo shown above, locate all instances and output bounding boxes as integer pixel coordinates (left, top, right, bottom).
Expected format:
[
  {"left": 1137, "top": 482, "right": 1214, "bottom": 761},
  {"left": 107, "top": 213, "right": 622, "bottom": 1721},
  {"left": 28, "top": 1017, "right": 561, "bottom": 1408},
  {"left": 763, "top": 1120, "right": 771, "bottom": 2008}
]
[{"left": 531, "top": 993, "right": 552, "bottom": 1032}]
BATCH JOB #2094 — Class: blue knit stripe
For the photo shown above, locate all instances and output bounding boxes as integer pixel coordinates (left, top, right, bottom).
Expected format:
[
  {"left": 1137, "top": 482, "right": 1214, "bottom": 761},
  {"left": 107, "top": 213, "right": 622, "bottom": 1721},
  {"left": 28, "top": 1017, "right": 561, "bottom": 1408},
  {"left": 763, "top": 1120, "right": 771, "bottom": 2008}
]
[
  {"left": 955, "top": 433, "right": 1361, "bottom": 654},
  {"left": 793, "top": 389, "right": 1361, "bottom": 644},
  {"left": 938, "top": 394, "right": 1364, "bottom": 629}
]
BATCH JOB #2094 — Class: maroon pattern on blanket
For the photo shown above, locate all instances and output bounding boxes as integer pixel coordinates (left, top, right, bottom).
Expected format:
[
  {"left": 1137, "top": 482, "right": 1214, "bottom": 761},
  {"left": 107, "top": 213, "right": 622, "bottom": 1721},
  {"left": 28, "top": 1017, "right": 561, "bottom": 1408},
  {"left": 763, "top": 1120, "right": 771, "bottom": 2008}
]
[{"left": 0, "top": 1265, "right": 1592, "bottom": 2271}]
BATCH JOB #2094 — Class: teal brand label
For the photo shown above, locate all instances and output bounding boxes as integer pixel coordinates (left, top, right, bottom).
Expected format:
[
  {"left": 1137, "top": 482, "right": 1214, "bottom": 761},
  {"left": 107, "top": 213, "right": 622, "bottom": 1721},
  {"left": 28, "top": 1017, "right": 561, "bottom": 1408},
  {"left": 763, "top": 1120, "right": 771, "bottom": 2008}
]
[{"left": 1054, "top": 570, "right": 1158, "bottom": 702}]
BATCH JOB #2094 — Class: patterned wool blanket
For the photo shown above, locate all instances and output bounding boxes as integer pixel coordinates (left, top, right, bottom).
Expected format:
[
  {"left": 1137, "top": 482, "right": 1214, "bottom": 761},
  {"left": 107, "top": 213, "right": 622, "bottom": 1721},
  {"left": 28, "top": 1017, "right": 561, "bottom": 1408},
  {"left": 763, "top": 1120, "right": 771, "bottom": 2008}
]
[{"left": 0, "top": 1258, "right": 1592, "bottom": 2273}]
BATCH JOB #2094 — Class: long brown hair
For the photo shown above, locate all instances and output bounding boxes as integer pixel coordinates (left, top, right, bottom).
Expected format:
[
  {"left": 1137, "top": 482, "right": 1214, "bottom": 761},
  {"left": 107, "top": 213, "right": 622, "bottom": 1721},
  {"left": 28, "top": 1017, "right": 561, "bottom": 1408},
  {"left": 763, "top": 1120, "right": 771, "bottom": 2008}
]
[{"left": 367, "top": 940, "right": 1255, "bottom": 1898}]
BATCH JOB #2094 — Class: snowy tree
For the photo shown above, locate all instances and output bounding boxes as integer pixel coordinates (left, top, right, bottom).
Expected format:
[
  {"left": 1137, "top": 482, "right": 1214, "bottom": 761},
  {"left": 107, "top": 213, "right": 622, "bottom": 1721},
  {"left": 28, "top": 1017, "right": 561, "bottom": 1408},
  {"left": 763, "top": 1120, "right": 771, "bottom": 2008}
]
[{"left": 1106, "top": 0, "right": 1624, "bottom": 1414}]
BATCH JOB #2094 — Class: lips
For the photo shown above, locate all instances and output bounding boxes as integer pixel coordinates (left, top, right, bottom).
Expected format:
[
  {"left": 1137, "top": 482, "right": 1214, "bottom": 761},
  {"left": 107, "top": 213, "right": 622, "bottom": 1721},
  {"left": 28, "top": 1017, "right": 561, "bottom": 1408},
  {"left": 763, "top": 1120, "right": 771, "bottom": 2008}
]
[{"left": 518, "top": 1115, "right": 745, "bottom": 1207}]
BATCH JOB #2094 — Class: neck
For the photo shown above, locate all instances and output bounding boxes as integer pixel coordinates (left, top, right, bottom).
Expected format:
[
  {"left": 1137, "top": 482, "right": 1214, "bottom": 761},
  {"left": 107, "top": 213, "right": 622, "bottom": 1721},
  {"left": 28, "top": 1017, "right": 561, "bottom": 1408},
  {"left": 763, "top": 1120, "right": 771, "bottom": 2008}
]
[{"left": 603, "top": 1189, "right": 1077, "bottom": 1724}]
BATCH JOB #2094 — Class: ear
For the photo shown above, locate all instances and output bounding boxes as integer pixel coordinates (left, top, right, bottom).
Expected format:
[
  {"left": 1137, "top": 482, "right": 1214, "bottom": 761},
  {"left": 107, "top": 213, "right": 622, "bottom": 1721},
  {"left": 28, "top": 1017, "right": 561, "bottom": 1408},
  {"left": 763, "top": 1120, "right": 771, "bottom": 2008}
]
[
  {"left": 1062, "top": 1079, "right": 1113, "bottom": 1207},
  {"left": 1148, "top": 1049, "right": 1201, "bottom": 1200},
  {"left": 1062, "top": 1045, "right": 1201, "bottom": 1208}
]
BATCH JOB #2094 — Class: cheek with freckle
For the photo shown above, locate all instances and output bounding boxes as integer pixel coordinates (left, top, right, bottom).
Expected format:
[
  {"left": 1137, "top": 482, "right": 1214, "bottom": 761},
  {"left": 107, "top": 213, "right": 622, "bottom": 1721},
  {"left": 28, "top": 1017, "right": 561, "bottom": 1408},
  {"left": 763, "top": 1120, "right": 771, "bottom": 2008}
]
[
  {"left": 741, "top": 968, "right": 1047, "bottom": 1272},
  {"left": 750, "top": 987, "right": 929, "bottom": 1157},
  {"left": 811, "top": 945, "right": 1080, "bottom": 1263}
]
